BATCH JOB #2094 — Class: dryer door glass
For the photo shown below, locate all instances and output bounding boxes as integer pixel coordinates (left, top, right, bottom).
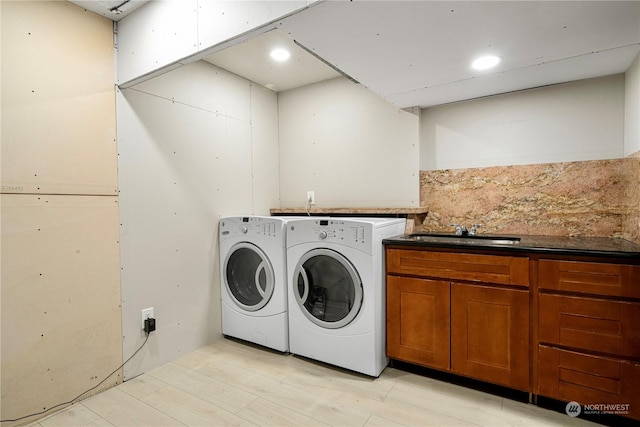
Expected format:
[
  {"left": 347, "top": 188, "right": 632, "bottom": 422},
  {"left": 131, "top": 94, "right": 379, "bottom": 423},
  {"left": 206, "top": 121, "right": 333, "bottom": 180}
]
[
  {"left": 294, "top": 248, "right": 363, "bottom": 329},
  {"left": 225, "top": 242, "right": 275, "bottom": 312}
]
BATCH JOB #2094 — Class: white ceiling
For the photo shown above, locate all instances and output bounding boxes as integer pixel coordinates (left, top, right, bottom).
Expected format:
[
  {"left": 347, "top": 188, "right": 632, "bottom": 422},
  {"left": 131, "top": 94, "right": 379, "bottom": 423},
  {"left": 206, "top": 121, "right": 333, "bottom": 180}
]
[
  {"left": 271, "top": 0, "right": 640, "bottom": 108},
  {"left": 203, "top": 29, "right": 341, "bottom": 93},
  {"left": 70, "top": 0, "right": 640, "bottom": 108}
]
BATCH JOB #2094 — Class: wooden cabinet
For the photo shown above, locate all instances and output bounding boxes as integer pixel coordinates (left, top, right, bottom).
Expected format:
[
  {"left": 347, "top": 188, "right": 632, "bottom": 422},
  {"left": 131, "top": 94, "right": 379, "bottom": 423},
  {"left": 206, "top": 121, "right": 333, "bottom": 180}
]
[
  {"left": 451, "top": 284, "right": 530, "bottom": 390},
  {"left": 386, "top": 247, "right": 530, "bottom": 391},
  {"left": 386, "top": 276, "right": 450, "bottom": 370},
  {"left": 537, "top": 259, "right": 640, "bottom": 420},
  {"left": 386, "top": 246, "right": 640, "bottom": 421}
]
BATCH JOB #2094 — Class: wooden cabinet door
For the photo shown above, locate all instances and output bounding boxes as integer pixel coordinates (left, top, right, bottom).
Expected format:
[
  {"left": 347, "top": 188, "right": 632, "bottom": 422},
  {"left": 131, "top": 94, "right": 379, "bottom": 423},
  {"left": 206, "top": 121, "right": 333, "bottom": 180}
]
[
  {"left": 451, "top": 283, "right": 530, "bottom": 391},
  {"left": 386, "top": 275, "right": 450, "bottom": 370}
]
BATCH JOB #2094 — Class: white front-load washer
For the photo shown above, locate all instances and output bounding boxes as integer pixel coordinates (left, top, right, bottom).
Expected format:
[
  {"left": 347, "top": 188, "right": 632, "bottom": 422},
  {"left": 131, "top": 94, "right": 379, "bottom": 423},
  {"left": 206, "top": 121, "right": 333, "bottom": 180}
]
[
  {"left": 219, "top": 216, "right": 291, "bottom": 352},
  {"left": 286, "top": 217, "right": 406, "bottom": 376}
]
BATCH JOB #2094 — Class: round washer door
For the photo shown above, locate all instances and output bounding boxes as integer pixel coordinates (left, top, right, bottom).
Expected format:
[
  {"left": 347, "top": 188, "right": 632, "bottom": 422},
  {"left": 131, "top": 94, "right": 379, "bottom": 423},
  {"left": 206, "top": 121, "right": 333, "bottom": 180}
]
[
  {"left": 293, "top": 248, "right": 363, "bottom": 329},
  {"left": 224, "top": 242, "right": 275, "bottom": 312}
]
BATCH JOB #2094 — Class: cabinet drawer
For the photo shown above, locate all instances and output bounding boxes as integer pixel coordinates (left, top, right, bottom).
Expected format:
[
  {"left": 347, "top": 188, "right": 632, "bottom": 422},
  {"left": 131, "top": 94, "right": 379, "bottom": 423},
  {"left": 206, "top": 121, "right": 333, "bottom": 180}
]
[
  {"left": 538, "top": 345, "right": 640, "bottom": 420},
  {"left": 386, "top": 249, "right": 529, "bottom": 286},
  {"left": 539, "top": 294, "right": 640, "bottom": 358},
  {"left": 539, "top": 259, "right": 640, "bottom": 298}
]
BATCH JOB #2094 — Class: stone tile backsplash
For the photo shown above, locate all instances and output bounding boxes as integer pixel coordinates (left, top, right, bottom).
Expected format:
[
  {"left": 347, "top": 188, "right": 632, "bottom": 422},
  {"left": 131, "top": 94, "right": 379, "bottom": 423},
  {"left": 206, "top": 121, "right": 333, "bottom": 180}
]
[{"left": 420, "top": 153, "right": 640, "bottom": 243}]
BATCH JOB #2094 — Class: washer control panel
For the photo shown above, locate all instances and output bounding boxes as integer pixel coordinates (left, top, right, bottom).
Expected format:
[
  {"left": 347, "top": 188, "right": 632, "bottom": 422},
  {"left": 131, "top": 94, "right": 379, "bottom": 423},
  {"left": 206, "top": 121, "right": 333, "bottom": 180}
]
[{"left": 287, "top": 219, "right": 372, "bottom": 247}]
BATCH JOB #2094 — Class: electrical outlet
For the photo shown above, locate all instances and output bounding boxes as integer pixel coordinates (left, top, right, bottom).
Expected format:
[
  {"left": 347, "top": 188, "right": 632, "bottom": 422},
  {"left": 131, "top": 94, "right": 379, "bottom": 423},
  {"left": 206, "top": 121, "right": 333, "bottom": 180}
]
[
  {"left": 307, "top": 191, "right": 315, "bottom": 205},
  {"left": 141, "top": 307, "right": 154, "bottom": 330}
]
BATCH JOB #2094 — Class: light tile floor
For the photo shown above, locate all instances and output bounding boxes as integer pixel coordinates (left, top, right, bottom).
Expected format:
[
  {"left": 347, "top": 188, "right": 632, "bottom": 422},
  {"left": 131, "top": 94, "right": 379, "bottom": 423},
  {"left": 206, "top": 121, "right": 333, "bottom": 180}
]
[{"left": 29, "top": 338, "right": 604, "bottom": 427}]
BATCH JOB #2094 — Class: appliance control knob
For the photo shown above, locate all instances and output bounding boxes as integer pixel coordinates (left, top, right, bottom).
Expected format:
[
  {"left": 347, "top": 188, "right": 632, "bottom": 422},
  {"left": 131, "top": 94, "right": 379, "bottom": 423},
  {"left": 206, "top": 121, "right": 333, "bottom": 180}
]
[
  {"left": 241, "top": 226, "right": 248, "bottom": 234},
  {"left": 319, "top": 231, "right": 328, "bottom": 240}
]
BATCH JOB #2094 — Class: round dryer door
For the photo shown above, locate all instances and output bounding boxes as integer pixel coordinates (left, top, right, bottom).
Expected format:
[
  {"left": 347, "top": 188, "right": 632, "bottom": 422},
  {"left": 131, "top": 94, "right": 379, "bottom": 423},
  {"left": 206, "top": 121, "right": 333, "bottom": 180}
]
[
  {"left": 293, "top": 248, "right": 363, "bottom": 329},
  {"left": 224, "top": 242, "right": 275, "bottom": 311}
]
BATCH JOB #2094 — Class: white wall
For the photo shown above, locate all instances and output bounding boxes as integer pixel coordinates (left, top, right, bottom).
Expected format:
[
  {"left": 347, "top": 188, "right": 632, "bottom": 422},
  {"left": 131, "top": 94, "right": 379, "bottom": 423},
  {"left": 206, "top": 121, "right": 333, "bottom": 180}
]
[
  {"left": 420, "top": 74, "right": 625, "bottom": 170},
  {"left": 116, "top": 60, "right": 279, "bottom": 379},
  {"left": 116, "top": 0, "right": 310, "bottom": 86},
  {"left": 625, "top": 53, "right": 640, "bottom": 156},
  {"left": 278, "top": 77, "right": 420, "bottom": 208}
]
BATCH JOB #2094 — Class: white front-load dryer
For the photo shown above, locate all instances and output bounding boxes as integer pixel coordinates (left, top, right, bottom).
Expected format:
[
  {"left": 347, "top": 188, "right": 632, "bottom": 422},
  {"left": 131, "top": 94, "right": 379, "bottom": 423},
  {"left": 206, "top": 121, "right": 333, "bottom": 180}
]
[
  {"left": 219, "top": 216, "right": 290, "bottom": 352},
  {"left": 286, "top": 217, "right": 406, "bottom": 376}
]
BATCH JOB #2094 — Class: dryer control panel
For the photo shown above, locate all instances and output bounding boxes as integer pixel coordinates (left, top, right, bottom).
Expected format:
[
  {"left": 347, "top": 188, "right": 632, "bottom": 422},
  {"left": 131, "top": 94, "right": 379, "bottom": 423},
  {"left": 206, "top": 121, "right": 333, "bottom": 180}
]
[{"left": 219, "top": 216, "right": 282, "bottom": 240}]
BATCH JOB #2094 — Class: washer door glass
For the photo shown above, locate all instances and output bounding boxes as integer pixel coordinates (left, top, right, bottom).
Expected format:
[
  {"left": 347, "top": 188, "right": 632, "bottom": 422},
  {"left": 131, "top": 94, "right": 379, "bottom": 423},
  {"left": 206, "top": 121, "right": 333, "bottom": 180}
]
[
  {"left": 294, "top": 248, "right": 363, "bottom": 329},
  {"left": 224, "top": 242, "right": 275, "bottom": 311}
]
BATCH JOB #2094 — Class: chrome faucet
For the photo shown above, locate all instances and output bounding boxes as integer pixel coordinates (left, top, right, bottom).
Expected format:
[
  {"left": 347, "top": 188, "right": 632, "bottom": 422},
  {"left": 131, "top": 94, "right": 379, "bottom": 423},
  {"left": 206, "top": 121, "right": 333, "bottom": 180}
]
[
  {"left": 451, "top": 223, "right": 482, "bottom": 236},
  {"left": 450, "top": 224, "right": 468, "bottom": 236}
]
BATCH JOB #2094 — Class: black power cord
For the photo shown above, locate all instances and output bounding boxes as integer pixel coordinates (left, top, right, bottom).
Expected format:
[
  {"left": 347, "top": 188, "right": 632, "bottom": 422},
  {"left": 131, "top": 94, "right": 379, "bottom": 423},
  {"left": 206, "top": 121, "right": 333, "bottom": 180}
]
[{"left": 0, "top": 326, "right": 154, "bottom": 423}]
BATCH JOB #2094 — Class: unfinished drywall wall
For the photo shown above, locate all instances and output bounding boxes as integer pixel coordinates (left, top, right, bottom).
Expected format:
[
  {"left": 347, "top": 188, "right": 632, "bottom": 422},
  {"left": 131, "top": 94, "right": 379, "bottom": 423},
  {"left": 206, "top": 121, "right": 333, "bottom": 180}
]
[
  {"left": 277, "top": 77, "right": 420, "bottom": 208},
  {"left": 1, "top": 1, "right": 118, "bottom": 196},
  {"left": 1, "top": 195, "right": 122, "bottom": 422},
  {"left": 116, "top": 60, "right": 279, "bottom": 379},
  {"left": 116, "top": 0, "right": 310, "bottom": 86},
  {"left": 623, "top": 52, "right": 640, "bottom": 243},
  {"left": 420, "top": 75, "right": 625, "bottom": 170},
  {"left": 0, "top": 1, "right": 121, "bottom": 424},
  {"left": 625, "top": 53, "right": 640, "bottom": 156}
]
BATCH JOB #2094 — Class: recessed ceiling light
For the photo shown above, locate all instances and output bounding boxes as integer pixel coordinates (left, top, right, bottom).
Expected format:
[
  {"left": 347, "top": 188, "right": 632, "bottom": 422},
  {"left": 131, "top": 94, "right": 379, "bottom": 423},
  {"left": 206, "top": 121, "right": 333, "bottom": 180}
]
[
  {"left": 471, "top": 55, "right": 501, "bottom": 71},
  {"left": 270, "top": 48, "right": 291, "bottom": 62}
]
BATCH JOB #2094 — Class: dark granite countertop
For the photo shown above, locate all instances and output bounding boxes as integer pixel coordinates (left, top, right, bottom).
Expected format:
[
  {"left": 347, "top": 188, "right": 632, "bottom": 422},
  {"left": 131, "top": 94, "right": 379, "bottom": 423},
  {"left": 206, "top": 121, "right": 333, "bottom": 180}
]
[{"left": 383, "top": 233, "right": 640, "bottom": 259}]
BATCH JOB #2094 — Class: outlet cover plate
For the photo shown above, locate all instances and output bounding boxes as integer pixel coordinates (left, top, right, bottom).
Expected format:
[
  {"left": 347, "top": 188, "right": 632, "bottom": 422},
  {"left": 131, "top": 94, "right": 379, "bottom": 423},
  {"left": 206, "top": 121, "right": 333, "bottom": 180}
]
[{"left": 141, "top": 307, "right": 154, "bottom": 330}]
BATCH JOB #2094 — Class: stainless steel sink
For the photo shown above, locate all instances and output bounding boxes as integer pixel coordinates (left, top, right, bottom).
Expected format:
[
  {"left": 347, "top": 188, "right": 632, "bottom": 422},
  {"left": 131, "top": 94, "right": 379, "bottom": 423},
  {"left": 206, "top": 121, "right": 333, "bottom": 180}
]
[{"left": 408, "top": 233, "right": 521, "bottom": 245}]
